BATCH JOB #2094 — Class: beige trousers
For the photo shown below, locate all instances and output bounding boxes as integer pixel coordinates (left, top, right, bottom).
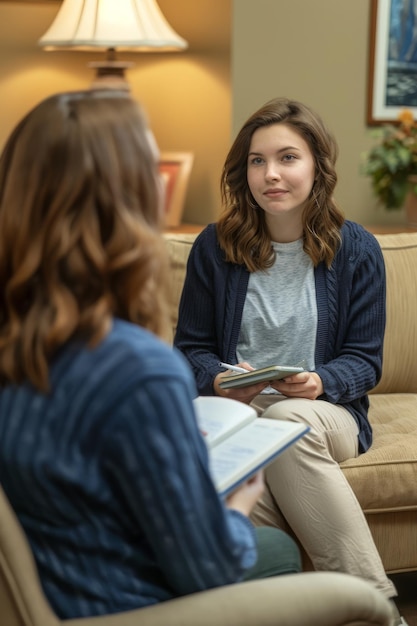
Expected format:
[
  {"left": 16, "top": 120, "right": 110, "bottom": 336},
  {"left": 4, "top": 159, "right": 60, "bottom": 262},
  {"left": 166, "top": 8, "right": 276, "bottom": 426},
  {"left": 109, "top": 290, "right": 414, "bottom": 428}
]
[{"left": 250, "top": 395, "right": 397, "bottom": 598}]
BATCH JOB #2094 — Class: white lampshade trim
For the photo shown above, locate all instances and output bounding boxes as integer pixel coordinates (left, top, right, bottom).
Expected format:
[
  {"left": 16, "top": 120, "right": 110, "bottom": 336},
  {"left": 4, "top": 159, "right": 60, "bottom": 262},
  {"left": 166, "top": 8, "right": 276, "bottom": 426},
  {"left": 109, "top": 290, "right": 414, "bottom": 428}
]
[{"left": 38, "top": 0, "right": 188, "bottom": 52}]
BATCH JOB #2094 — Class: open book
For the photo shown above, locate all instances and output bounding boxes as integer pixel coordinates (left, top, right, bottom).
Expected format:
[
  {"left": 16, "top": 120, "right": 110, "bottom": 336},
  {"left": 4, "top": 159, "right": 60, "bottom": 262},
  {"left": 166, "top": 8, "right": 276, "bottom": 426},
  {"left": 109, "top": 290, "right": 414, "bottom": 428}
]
[{"left": 193, "top": 396, "right": 309, "bottom": 497}]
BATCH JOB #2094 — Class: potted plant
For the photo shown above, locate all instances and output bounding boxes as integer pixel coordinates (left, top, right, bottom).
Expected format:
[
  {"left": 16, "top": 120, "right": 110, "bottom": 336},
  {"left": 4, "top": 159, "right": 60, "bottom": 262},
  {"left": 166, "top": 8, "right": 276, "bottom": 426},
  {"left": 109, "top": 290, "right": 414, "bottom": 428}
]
[{"left": 361, "top": 110, "right": 417, "bottom": 221}]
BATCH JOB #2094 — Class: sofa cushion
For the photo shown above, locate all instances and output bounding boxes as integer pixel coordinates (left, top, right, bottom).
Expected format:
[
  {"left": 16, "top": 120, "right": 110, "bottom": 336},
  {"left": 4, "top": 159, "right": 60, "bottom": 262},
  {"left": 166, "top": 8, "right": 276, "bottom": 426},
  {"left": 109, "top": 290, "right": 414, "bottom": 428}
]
[{"left": 341, "top": 393, "right": 417, "bottom": 512}]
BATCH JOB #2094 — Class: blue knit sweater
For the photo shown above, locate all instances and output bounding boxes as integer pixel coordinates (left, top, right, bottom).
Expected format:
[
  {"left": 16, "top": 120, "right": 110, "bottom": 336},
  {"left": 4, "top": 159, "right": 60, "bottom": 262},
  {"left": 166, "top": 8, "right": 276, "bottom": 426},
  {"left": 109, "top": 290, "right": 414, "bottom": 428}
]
[
  {"left": 0, "top": 319, "right": 256, "bottom": 619},
  {"left": 174, "top": 221, "right": 386, "bottom": 453}
]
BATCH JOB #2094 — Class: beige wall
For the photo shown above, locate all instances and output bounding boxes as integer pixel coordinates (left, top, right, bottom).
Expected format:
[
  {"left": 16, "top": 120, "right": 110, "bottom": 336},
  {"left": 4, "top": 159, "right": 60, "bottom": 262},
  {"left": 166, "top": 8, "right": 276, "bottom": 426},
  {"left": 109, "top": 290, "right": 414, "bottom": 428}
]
[
  {"left": 0, "top": 1, "right": 411, "bottom": 228},
  {"left": 232, "top": 0, "right": 408, "bottom": 228},
  {"left": 0, "top": 0, "right": 231, "bottom": 225}
]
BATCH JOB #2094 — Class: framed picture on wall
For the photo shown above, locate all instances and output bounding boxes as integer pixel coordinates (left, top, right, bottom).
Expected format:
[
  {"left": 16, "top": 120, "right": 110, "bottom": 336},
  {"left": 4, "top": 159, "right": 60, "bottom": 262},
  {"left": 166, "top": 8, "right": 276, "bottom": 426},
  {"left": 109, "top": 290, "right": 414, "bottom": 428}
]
[
  {"left": 159, "top": 152, "right": 194, "bottom": 228},
  {"left": 368, "top": 0, "right": 417, "bottom": 124}
]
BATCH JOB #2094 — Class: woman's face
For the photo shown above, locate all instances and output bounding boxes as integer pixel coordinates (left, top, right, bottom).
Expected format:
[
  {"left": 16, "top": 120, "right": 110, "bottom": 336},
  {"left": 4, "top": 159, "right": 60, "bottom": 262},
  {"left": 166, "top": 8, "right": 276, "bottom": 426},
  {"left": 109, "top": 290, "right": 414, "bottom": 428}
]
[{"left": 247, "top": 123, "right": 315, "bottom": 222}]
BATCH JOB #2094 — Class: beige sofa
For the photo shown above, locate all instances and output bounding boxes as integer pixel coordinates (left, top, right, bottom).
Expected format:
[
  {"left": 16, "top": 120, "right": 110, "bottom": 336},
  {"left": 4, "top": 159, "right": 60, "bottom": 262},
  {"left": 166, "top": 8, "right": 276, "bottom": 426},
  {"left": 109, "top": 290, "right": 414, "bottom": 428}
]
[{"left": 164, "top": 230, "right": 417, "bottom": 575}]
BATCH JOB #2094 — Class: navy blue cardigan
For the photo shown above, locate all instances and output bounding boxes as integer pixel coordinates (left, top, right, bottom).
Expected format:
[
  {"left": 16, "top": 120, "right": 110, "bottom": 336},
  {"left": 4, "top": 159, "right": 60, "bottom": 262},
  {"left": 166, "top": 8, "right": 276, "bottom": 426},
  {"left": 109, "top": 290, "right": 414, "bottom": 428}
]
[
  {"left": 0, "top": 320, "right": 256, "bottom": 618},
  {"left": 174, "top": 221, "right": 386, "bottom": 453}
]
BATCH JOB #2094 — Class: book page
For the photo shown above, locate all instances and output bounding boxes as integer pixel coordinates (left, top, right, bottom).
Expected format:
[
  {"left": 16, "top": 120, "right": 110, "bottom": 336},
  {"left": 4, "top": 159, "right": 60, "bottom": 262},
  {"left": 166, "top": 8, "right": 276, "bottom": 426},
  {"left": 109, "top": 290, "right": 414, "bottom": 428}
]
[
  {"left": 193, "top": 396, "right": 256, "bottom": 447},
  {"left": 209, "top": 418, "right": 308, "bottom": 496}
]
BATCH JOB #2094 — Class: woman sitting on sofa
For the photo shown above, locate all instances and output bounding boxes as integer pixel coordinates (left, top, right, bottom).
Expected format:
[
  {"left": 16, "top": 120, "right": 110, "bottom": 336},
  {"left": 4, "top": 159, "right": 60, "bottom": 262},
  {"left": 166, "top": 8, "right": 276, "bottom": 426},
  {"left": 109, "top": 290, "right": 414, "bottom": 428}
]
[{"left": 174, "top": 97, "right": 406, "bottom": 624}]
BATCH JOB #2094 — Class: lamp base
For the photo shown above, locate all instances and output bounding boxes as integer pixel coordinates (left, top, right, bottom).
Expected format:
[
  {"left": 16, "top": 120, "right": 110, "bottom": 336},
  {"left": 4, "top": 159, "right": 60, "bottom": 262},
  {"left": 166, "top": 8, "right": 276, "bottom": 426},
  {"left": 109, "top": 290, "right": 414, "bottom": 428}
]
[{"left": 88, "top": 60, "right": 135, "bottom": 91}]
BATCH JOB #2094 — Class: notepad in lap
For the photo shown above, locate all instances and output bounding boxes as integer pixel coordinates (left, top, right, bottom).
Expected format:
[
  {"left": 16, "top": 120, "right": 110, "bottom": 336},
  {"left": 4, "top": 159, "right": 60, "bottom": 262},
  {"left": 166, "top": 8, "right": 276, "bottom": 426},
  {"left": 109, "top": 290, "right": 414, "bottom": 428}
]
[
  {"left": 218, "top": 365, "right": 304, "bottom": 389},
  {"left": 193, "top": 396, "right": 309, "bottom": 497}
]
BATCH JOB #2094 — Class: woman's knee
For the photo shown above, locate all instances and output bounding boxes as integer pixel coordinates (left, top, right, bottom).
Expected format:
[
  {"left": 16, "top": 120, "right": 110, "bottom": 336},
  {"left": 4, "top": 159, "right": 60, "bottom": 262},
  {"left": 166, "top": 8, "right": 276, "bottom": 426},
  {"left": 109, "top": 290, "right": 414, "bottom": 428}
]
[
  {"left": 262, "top": 398, "right": 312, "bottom": 422},
  {"left": 263, "top": 399, "right": 359, "bottom": 462}
]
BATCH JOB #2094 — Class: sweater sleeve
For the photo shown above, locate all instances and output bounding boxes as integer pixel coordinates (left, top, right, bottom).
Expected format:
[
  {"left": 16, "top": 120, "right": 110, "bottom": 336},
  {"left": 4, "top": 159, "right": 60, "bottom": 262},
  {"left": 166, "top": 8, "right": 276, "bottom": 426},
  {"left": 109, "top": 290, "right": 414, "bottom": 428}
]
[
  {"left": 101, "top": 368, "right": 257, "bottom": 596},
  {"left": 174, "top": 225, "right": 237, "bottom": 394},
  {"left": 316, "top": 226, "right": 386, "bottom": 404}
]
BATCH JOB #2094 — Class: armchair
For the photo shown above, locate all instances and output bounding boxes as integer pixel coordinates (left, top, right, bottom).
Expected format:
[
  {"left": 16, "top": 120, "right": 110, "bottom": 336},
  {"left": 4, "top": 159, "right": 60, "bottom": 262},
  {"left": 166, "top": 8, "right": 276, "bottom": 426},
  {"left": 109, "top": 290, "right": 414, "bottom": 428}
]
[{"left": 0, "top": 485, "right": 393, "bottom": 626}]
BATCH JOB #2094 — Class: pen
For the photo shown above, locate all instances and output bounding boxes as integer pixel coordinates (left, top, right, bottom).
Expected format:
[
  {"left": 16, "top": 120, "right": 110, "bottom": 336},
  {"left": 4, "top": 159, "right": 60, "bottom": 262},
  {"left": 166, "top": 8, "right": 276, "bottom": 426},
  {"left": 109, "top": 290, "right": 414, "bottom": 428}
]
[{"left": 219, "top": 362, "right": 250, "bottom": 374}]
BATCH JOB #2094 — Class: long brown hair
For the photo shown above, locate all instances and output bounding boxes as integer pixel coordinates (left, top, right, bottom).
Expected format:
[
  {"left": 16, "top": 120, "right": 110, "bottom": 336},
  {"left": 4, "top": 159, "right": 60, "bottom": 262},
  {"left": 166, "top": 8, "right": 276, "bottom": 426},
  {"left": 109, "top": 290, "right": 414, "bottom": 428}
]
[
  {"left": 0, "top": 90, "right": 170, "bottom": 390},
  {"left": 217, "top": 97, "right": 344, "bottom": 271}
]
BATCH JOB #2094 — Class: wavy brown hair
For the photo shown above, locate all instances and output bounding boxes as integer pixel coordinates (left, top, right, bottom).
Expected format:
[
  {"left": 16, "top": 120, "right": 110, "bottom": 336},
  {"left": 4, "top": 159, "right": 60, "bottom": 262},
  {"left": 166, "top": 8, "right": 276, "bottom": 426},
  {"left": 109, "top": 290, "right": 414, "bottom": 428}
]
[
  {"left": 217, "top": 97, "right": 344, "bottom": 271},
  {"left": 0, "top": 90, "right": 171, "bottom": 391}
]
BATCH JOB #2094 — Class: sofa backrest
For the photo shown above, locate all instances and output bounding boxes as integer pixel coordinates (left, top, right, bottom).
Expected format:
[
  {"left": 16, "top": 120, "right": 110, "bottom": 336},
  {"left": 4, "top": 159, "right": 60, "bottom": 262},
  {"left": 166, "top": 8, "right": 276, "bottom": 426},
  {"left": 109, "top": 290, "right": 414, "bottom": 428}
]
[
  {"left": 164, "top": 232, "right": 199, "bottom": 341},
  {"left": 164, "top": 230, "right": 417, "bottom": 395},
  {"left": 372, "top": 232, "right": 417, "bottom": 394}
]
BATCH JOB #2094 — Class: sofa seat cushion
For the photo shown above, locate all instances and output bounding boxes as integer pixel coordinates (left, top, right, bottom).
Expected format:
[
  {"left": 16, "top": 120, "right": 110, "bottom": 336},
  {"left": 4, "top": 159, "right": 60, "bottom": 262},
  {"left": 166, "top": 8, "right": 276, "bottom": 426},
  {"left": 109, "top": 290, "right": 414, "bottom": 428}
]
[{"left": 341, "top": 393, "right": 417, "bottom": 512}]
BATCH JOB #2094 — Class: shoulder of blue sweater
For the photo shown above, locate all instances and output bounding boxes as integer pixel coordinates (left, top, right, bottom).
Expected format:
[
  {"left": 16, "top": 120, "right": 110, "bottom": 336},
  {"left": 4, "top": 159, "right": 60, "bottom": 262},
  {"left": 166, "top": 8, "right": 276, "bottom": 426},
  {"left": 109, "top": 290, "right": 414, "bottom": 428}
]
[
  {"left": 333, "top": 222, "right": 384, "bottom": 276},
  {"left": 191, "top": 223, "right": 224, "bottom": 262},
  {"left": 341, "top": 219, "right": 375, "bottom": 239},
  {"left": 91, "top": 320, "right": 196, "bottom": 390},
  {"left": 340, "top": 220, "right": 380, "bottom": 250},
  {"left": 109, "top": 317, "right": 155, "bottom": 343},
  {"left": 105, "top": 319, "right": 178, "bottom": 364},
  {"left": 197, "top": 222, "right": 217, "bottom": 242}
]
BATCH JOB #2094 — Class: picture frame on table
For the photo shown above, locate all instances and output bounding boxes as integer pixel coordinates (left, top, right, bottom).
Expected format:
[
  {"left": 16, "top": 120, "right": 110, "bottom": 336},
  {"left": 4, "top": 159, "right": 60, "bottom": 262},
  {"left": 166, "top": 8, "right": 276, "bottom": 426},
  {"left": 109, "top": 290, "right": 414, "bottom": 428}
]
[
  {"left": 368, "top": 0, "right": 417, "bottom": 125},
  {"left": 159, "top": 152, "right": 194, "bottom": 228}
]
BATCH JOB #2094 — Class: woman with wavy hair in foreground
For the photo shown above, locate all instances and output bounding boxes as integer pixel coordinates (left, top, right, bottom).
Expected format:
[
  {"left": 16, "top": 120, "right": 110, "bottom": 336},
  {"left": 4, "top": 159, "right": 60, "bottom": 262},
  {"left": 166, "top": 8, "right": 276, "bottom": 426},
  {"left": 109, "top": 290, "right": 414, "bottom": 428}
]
[{"left": 0, "top": 90, "right": 301, "bottom": 620}]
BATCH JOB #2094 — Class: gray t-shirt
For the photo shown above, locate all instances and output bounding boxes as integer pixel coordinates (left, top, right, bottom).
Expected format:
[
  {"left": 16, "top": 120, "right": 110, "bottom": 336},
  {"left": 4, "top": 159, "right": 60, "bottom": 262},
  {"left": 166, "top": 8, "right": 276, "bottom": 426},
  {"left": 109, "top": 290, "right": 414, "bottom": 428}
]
[{"left": 237, "top": 239, "right": 317, "bottom": 371}]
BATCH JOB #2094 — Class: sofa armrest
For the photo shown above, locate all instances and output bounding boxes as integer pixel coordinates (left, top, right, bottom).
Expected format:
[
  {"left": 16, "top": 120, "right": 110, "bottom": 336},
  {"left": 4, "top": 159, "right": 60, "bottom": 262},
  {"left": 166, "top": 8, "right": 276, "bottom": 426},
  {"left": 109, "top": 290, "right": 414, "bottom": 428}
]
[{"left": 71, "top": 572, "right": 393, "bottom": 626}]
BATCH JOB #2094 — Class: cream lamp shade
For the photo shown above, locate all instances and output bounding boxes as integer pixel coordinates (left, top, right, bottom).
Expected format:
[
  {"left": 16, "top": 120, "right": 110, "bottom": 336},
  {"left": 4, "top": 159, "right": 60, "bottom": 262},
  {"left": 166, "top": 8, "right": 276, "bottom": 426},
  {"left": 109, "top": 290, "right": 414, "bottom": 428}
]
[{"left": 38, "top": 0, "right": 188, "bottom": 88}]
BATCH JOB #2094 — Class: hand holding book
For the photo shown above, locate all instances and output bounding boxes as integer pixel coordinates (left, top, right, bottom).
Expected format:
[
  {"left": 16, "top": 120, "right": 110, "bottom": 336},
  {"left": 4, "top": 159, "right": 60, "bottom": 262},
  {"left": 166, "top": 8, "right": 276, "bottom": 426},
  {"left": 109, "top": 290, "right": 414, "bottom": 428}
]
[
  {"left": 225, "top": 470, "right": 265, "bottom": 516},
  {"left": 193, "top": 396, "right": 309, "bottom": 497}
]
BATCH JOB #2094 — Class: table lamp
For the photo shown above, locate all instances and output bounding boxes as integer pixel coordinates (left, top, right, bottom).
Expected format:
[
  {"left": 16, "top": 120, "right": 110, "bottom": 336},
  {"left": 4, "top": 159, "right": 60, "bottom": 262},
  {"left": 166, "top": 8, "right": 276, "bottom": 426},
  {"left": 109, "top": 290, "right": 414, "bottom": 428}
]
[{"left": 38, "top": 0, "right": 188, "bottom": 89}]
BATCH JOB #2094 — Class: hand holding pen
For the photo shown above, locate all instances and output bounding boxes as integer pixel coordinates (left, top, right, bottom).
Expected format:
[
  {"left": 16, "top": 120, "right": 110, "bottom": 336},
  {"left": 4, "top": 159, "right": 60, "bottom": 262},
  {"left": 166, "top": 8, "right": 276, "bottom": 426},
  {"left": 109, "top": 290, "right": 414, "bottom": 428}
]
[
  {"left": 215, "top": 361, "right": 265, "bottom": 403},
  {"left": 218, "top": 362, "right": 250, "bottom": 374}
]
